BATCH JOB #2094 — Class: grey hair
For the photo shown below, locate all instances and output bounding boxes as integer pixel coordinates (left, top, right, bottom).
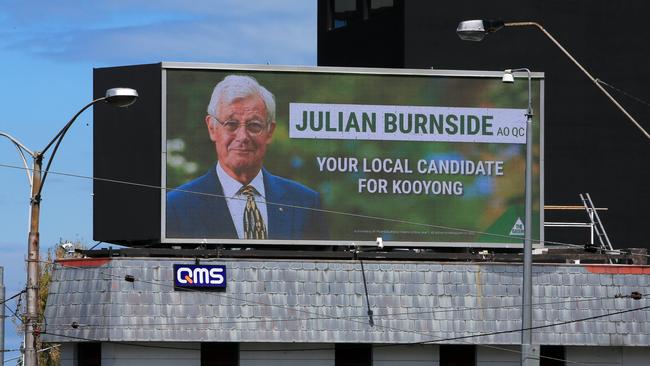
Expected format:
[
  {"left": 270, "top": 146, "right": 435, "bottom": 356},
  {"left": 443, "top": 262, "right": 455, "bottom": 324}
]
[{"left": 206, "top": 75, "right": 276, "bottom": 124}]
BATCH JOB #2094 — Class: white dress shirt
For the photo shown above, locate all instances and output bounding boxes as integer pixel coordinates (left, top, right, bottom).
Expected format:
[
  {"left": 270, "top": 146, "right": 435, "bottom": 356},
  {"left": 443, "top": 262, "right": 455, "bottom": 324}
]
[{"left": 216, "top": 162, "right": 268, "bottom": 239}]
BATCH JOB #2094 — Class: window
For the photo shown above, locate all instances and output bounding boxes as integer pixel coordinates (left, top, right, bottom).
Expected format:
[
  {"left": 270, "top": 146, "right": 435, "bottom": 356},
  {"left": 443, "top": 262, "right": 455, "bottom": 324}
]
[
  {"left": 202, "top": 343, "right": 239, "bottom": 366},
  {"left": 333, "top": 0, "right": 364, "bottom": 29},
  {"left": 439, "top": 345, "right": 476, "bottom": 366},
  {"left": 335, "top": 344, "right": 372, "bottom": 366},
  {"left": 323, "top": 0, "right": 396, "bottom": 31},
  {"left": 77, "top": 342, "right": 101, "bottom": 366},
  {"left": 370, "top": 0, "right": 393, "bottom": 10},
  {"left": 540, "top": 345, "right": 565, "bottom": 366}
]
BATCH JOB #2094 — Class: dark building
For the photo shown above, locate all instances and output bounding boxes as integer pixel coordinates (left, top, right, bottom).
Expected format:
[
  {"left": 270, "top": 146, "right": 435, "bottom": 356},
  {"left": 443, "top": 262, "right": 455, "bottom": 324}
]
[{"left": 318, "top": 0, "right": 650, "bottom": 250}]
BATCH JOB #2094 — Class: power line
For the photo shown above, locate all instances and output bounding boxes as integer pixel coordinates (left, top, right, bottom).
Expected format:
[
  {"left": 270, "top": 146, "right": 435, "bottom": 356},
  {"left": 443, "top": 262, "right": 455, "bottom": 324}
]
[
  {"left": 0, "top": 290, "right": 25, "bottom": 306},
  {"left": 3, "top": 355, "right": 22, "bottom": 365},
  {"left": 5, "top": 299, "right": 24, "bottom": 324},
  {"left": 40, "top": 330, "right": 601, "bottom": 366},
  {"left": 1, "top": 344, "right": 60, "bottom": 365},
  {"left": 41, "top": 301, "right": 650, "bottom": 366},
  {"left": 0, "top": 161, "right": 529, "bottom": 242},
  {"left": 38, "top": 259, "right": 649, "bottom": 330},
  {"left": 0, "top": 163, "right": 644, "bottom": 364},
  {"left": 38, "top": 259, "right": 645, "bottom": 328},
  {"left": 596, "top": 79, "right": 650, "bottom": 109},
  {"left": 0, "top": 161, "right": 641, "bottom": 256},
  {"left": 37, "top": 260, "right": 649, "bottom": 366},
  {"left": 41, "top": 296, "right": 616, "bottom": 329},
  {"left": 42, "top": 331, "right": 328, "bottom": 353},
  {"left": 408, "top": 304, "right": 650, "bottom": 344},
  {"left": 33, "top": 253, "right": 650, "bottom": 366}
]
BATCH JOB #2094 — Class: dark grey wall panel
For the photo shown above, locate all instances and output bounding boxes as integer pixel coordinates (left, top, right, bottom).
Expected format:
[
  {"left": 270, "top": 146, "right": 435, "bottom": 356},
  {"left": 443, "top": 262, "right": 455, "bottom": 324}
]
[
  {"left": 93, "top": 63, "right": 162, "bottom": 244},
  {"left": 318, "top": 0, "right": 650, "bottom": 249}
]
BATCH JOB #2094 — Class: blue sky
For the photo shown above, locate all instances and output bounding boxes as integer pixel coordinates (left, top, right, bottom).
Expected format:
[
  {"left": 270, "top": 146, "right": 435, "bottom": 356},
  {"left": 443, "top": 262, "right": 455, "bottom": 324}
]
[{"left": 0, "top": 1, "right": 316, "bottom": 361}]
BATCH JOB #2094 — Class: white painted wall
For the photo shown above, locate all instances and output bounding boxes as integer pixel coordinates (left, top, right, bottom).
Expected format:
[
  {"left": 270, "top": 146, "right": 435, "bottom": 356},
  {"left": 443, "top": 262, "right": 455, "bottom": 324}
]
[
  {"left": 622, "top": 347, "right": 650, "bottom": 366},
  {"left": 240, "top": 343, "right": 334, "bottom": 366},
  {"left": 59, "top": 343, "right": 76, "bottom": 366},
  {"left": 566, "top": 346, "right": 622, "bottom": 366},
  {"left": 102, "top": 342, "right": 200, "bottom": 366},
  {"left": 476, "top": 345, "right": 519, "bottom": 366},
  {"left": 477, "top": 345, "right": 650, "bottom": 366},
  {"left": 373, "top": 344, "right": 438, "bottom": 366},
  {"left": 61, "top": 342, "right": 650, "bottom": 366}
]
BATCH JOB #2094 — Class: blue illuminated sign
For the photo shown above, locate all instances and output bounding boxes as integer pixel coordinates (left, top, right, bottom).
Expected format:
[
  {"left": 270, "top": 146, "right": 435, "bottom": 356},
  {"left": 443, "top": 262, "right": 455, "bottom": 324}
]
[{"left": 173, "top": 264, "right": 226, "bottom": 289}]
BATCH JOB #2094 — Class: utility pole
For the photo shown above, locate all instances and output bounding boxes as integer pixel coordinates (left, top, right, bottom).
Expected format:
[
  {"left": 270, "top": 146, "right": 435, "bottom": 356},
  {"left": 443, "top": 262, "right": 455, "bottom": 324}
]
[
  {"left": 1, "top": 267, "right": 5, "bottom": 366},
  {"left": 1, "top": 87, "right": 138, "bottom": 366},
  {"left": 24, "top": 156, "right": 43, "bottom": 366}
]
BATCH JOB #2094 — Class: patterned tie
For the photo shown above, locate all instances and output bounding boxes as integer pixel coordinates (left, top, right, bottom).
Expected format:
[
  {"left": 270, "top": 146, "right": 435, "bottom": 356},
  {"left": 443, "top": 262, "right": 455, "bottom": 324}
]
[{"left": 239, "top": 185, "right": 267, "bottom": 239}]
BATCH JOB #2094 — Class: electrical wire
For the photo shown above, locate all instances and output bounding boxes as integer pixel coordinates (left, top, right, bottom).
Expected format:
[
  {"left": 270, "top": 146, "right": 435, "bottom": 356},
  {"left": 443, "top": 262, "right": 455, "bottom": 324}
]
[
  {"left": 4, "top": 291, "right": 25, "bottom": 324},
  {"left": 407, "top": 304, "right": 650, "bottom": 344},
  {"left": 41, "top": 295, "right": 616, "bottom": 329},
  {"left": 38, "top": 259, "right": 644, "bottom": 329},
  {"left": 1, "top": 161, "right": 644, "bottom": 256},
  {"left": 88, "top": 241, "right": 103, "bottom": 251},
  {"left": 3, "top": 355, "right": 22, "bottom": 365},
  {"left": 596, "top": 79, "right": 650, "bottom": 109},
  {"left": 41, "top": 305, "right": 650, "bottom": 366},
  {"left": 1, "top": 153, "right": 647, "bottom": 366},
  {"left": 38, "top": 258, "right": 649, "bottom": 329},
  {"left": 4, "top": 304, "right": 22, "bottom": 323},
  {"left": 41, "top": 302, "right": 649, "bottom": 366},
  {"left": 0, "top": 290, "right": 25, "bottom": 306},
  {"left": 36, "top": 260, "right": 649, "bottom": 366},
  {"left": 44, "top": 301, "right": 650, "bottom": 349},
  {"left": 1, "top": 344, "right": 60, "bottom": 364},
  {"left": 44, "top": 329, "right": 601, "bottom": 366},
  {"left": 28, "top": 252, "right": 650, "bottom": 366}
]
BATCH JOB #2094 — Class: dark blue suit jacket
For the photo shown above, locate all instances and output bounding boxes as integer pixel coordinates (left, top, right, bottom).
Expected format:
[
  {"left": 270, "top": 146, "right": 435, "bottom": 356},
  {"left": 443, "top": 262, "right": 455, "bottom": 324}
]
[{"left": 166, "top": 166, "right": 327, "bottom": 240}]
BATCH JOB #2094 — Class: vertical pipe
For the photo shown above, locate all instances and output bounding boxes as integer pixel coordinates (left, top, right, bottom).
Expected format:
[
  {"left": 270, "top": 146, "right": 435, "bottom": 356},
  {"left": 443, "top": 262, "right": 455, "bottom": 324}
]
[{"left": 522, "top": 70, "right": 537, "bottom": 366}]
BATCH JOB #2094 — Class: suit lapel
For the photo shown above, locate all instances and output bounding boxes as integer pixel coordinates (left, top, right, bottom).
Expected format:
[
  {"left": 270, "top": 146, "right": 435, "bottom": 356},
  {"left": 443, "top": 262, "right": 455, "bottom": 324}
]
[
  {"left": 263, "top": 169, "right": 291, "bottom": 238},
  {"left": 201, "top": 166, "right": 237, "bottom": 238}
]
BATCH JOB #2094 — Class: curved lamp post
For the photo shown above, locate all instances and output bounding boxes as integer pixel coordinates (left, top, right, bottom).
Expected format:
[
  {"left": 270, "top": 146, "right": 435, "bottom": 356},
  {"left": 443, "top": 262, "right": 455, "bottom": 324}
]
[
  {"left": 0, "top": 87, "right": 138, "bottom": 366},
  {"left": 456, "top": 19, "right": 650, "bottom": 141}
]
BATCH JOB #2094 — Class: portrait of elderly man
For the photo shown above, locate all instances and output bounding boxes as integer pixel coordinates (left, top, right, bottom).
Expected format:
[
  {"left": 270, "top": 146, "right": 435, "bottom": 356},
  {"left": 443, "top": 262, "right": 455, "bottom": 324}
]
[{"left": 167, "top": 75, "right": 326, "bottom": 240}]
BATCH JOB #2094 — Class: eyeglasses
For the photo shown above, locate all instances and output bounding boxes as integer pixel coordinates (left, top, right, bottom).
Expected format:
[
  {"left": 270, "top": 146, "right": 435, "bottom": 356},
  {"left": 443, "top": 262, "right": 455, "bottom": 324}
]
[{"left": 211, "top": 116, "right": 269, "bottom": 136}]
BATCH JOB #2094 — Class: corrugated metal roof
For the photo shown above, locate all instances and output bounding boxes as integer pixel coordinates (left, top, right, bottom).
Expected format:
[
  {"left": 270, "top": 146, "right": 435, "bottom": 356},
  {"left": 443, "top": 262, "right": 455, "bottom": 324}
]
[{"left": 42, "top": 258, "right": 650, "bottom": 345}]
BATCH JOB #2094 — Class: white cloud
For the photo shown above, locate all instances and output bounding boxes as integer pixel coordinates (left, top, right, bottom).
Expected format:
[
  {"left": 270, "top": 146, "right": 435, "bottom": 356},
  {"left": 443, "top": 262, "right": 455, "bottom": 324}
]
[{"left": 0, "top": 0, "right": 317, "bottom": 66}]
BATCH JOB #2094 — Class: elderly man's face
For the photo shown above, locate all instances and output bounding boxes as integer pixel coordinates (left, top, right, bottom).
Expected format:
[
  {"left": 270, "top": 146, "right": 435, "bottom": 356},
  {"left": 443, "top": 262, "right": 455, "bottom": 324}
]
[{"left": 206, "top": 95, "right": 275, "bottom": 184}]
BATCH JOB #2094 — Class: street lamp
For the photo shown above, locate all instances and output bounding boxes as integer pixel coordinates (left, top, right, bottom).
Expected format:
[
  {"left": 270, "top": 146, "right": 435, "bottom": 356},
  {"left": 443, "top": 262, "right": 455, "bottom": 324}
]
[
  {"left": 0, "top": 87, "right": 138, "bottom": 366},
  {"left": 456, "top": 19, "right": 650, "bottom": 141},
  {"left": 502, "top": 68, "right": 536, "bottom": 366}
]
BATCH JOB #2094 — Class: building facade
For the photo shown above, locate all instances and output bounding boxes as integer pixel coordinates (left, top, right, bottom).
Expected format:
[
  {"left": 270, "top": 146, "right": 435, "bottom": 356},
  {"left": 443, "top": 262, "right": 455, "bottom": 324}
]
[
  {"left": 43, "top": 256, "right": 650, "bottom": 365},
  {"left": 317, "top": 0, "right": 650, "bottom": 250}
]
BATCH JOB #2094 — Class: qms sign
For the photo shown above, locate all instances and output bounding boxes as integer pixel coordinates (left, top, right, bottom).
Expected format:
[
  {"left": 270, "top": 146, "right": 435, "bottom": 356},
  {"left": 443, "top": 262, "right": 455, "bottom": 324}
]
[{"left": 173, "top": 264, "right": 226, "bottom": 290}]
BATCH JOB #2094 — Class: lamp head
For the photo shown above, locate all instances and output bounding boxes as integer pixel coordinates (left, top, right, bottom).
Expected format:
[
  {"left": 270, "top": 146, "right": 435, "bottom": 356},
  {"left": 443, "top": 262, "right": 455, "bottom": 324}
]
[
  {"left": 502, "top": 69, "right": 515, "bottom": 83},
  {"left": 456, "top": 19, "right": 505, "bottom": 41},
  {"left": 105, "top": 88, "right": 139, "bottom": 107},
  {"left": 60, "top": 242, "right": 75, "bottom": 257}
]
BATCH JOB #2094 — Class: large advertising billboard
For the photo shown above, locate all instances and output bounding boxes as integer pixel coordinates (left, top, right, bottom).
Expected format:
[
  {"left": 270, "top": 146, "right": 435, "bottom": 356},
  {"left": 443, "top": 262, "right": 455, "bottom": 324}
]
[{"left": 162, "top": 64, "right": 543, "bottom": 247}]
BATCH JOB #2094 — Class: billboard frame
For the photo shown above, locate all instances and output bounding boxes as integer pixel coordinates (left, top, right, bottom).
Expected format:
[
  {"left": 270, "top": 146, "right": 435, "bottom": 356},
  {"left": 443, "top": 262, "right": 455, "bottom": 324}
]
[{"left": 158, "top": 62, "right": 545, "bottom": 248}]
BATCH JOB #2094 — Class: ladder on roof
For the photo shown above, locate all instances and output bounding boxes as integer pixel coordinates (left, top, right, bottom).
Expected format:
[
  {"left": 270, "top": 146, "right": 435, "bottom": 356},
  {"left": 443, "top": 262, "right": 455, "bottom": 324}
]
[{"left": 580, "top": 193, "right": 614, "bottom": 255}]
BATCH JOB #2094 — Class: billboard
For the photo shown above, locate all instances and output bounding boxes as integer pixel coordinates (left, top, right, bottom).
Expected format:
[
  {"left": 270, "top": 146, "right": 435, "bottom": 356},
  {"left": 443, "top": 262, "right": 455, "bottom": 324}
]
[{"left": 161, "top": 64, "right": 543, "bottom": 247}]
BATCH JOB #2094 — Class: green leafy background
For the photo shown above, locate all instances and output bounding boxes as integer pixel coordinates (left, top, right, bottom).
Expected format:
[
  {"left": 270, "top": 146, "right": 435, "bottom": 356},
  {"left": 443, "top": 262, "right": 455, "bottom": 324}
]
[{"left": 166, "top": 69, "right": 541, "bottom": 244}]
